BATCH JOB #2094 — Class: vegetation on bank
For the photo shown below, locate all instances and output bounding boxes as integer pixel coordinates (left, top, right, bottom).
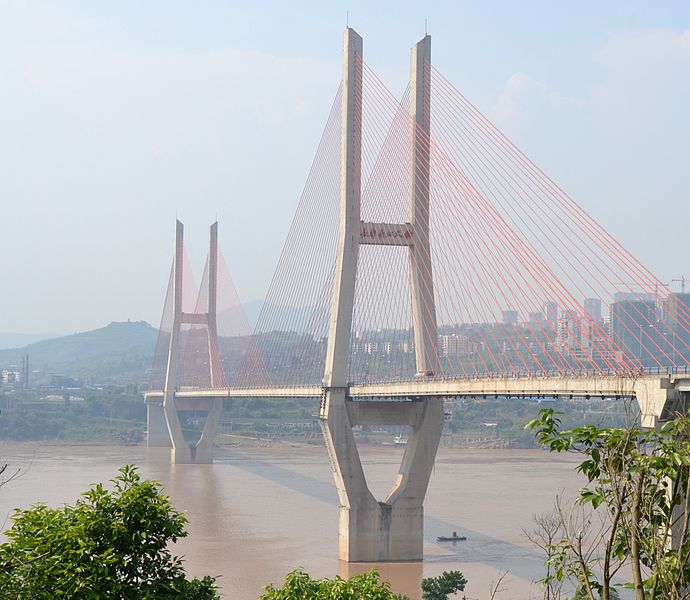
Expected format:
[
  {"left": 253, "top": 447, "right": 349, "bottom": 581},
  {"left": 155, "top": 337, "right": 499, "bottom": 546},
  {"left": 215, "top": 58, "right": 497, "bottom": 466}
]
[
  {"left": 0, "top": 387, "right": 146, "bottom": 443},
  {"left": 446, "top": 396, "right": 633, "bottom": 448},
  {"left": 0, "top": 387, "right": 636, "bottom": 447},
  {"left": 223, "top": 396, "right": 316, "bottom": 421}
]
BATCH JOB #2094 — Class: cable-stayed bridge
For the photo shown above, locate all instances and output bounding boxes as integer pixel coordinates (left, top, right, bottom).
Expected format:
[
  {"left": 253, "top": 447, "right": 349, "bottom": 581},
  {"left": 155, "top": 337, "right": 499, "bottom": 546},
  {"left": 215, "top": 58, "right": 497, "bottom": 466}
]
[{"left": 144, "top": 29, "right": 690, "bottom": 562}]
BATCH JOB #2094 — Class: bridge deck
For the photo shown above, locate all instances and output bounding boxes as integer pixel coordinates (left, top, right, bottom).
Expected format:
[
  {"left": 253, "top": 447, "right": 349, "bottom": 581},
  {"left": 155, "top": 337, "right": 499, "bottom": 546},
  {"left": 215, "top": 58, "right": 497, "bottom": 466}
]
[{"left": 145, "top": 373, "right": 690, "bottom": 401}]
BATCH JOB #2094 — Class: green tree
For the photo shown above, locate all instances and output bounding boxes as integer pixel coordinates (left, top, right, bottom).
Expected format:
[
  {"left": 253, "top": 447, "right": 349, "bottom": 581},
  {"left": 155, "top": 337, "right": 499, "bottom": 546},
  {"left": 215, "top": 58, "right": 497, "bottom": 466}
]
[
  {"left": 572, "top": 588, "right": 620, "bottom": 600},
  {"left": 523, "top": 510, "right": 564, "bottom": 599},
  {"left": 258, "top": 568, "right": 407, "bottom": 599},
  {"left": 528, "top": 408, "right": 690, "bottom": 600},
  {"left": 0, "top": 465, "right": 219, "bottom": 599},
  {"left": 421, "top": 571, "right": 467, "bottom": 599}
]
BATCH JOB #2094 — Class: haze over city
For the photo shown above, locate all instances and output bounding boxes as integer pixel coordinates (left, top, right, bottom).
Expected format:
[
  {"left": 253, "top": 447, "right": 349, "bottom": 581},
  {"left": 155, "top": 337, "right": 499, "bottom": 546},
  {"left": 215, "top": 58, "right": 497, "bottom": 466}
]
[{"left": 1, "top": 1, "right": 689, "bottom": 335}]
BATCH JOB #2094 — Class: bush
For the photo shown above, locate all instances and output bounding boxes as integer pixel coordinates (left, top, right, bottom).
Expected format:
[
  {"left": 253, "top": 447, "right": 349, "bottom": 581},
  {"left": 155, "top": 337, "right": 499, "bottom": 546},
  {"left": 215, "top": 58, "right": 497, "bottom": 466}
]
[
  {"left": 0, "top": 465, "right": 220, "bottom": 599},
  {"left": 421, "top": 571, "right": 467, "bottom": 600},
  {"left": 258, "top": 568, "right": 406, "bottom": 599}
]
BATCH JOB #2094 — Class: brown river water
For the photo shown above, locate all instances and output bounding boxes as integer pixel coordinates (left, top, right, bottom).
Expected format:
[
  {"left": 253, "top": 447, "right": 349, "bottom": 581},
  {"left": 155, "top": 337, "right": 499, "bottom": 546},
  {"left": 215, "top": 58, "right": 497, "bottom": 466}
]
[{"left": 0, "top": 441, "right": 585, "bottom": 599}]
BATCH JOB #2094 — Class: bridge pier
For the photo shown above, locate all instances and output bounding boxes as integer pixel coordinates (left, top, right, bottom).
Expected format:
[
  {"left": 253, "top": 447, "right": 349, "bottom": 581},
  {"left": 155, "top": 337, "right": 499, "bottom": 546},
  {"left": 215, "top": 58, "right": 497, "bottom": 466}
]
[
  {"left": 636, "top": 375, "right": 690, "bottom": 428},
  {"left": 158, "top": 221, "right": 224, "bottom": 464},
  {"left": 321, "top": 390, "right": 444, "bottom": 561},
  {"left": 633, "top": 380, "right": 690, "bottom": 552},
  {"left": 146, "top": 397, "right": 171, "bottom": 447},
  {"left": 165, "top": 399, "right": 222, "bottom": 464}
]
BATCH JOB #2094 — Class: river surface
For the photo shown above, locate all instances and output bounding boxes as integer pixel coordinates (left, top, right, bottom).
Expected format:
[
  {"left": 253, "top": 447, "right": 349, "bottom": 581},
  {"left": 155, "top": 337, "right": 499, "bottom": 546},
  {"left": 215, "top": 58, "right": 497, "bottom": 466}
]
[{"left": 0, "top": 441, "right": 585, "bottom": 599}]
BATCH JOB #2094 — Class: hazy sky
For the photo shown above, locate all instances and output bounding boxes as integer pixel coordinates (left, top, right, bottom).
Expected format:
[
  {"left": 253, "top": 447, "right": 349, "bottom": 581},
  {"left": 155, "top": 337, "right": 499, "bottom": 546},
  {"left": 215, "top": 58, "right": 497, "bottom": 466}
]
[{"left": 1, "top": 1, "right": 689, "bottom": 334}]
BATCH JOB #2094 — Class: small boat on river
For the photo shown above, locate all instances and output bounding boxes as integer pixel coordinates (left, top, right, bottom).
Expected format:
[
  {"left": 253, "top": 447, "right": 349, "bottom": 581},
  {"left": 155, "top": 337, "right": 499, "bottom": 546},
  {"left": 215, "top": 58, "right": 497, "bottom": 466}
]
[{"left": 437, "top": 531, "right": 467, "bottom": 542}]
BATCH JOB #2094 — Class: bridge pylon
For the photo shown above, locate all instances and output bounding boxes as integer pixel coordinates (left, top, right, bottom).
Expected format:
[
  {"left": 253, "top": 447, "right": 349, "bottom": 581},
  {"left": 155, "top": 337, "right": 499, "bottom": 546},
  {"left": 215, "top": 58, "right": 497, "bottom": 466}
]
[
  {"left": 148, "top": 220, "right": 224, "bottom": 464},
  {"left": 320, "top": 29, "right": 444, "bottom": 562}
]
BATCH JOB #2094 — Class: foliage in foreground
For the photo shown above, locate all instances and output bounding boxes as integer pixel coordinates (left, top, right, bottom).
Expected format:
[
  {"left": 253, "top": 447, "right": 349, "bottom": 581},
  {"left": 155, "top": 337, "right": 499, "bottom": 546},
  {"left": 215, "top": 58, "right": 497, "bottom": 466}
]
[
  {"left": 572, "top": 587, "right": 620, "bottom": 600},
  {"left": 528, "top": 408, "right": 690, "bottom": 600},
  {"left": 0, "top": 465, "right": 220, "bottom": 599},
  {"left": 421, "top": 570, "right": 467, "bottom": 599},
  {"left": 258, "top": 568, "right": 407, "bottom": 599},
  {"left": 259, "top": 568, "right": 469, "bottom": 600}
]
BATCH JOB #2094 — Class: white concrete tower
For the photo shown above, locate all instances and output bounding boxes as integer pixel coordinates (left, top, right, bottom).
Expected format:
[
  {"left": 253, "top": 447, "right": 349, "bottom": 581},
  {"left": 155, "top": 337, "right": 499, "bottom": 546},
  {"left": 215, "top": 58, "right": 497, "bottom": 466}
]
[
  {"left": 160, "top": 220, "right": 223, "bottom": 464},
  {"left": 320, "top": 30, "right": 444, "bottom": 562},
  {"left": 408, "top": 34, "right": 440, "bottom": 377},
  {"left": 320, "top": 27, "right": 376, "bottom": 562}
]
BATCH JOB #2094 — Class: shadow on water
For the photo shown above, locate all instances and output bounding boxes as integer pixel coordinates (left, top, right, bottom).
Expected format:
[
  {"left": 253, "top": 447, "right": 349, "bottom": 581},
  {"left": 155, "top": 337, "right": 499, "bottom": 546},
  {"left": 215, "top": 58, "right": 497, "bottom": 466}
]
[{"left": 212, "top": 446, "right": 545, "bottom": 585}]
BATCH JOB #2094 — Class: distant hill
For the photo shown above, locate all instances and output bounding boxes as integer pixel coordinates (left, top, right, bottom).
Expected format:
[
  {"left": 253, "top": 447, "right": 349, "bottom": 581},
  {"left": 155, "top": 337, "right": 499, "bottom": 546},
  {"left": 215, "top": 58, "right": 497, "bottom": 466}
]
[
  {"left": 0, "top": 332, "right": 65, "bottom": 350},
  {"left": 0, "top": 321, "right": 158, "bottom": 384},
  {"left": 0, "top": 302, "right": 321, "bottom": 385},
  {"left": 241, "top": 300, "right": 317, "bottom": 330},
  {"left": 242, "top": 300, "right": 264, "bottom": 329}
]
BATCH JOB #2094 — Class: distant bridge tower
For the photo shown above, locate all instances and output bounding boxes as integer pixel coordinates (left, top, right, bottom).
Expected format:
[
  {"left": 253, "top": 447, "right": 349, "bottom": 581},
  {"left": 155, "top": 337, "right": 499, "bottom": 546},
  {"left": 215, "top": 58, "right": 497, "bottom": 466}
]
[
  {"left": 147, "top": 221, "right": 224, "bottom": 464},
  {"left": 320, "top": 29, "right": 444, "bottom": 562}
]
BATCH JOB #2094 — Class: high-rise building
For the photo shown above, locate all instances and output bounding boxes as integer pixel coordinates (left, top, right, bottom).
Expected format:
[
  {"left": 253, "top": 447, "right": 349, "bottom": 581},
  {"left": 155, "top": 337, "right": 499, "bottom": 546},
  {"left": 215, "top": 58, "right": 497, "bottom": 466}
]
[
  {"left": 20, "top": 354, "right": 29, "bottom": 388},
  {"left": 438, "top": 334, "right": 479, "bottom": 358},
  {"left": 613, "top": 291, "right": 655, "bottom": 303},
  {"left": 583, "top": 298, "right": 602, "bottom": 322},
  {"left": 610, "top": 299, "right": 656, "bottom": 364},
  {"left": 558, "top": 310, "right": 582, "bottom": 354},
  {"left": 502, "top": 310, "right": 518, "bottom": 325},
  {"left": 543, "top": 301, "right": 558, "bottom": 328},
  {"left": 581, "top": 316, "right": 600, "bottom": 351},
  {"left": 439, "top": 334, "right": 457, "bottom": 357},
  {"left": 663, "top": 293, "right": 690, "bottom": 327},
  {"left": 663, "top": 293, "right": 690, "bottom": 363},
  {"left": 1, "top": 368, "right": 21, "bottom": 385}
]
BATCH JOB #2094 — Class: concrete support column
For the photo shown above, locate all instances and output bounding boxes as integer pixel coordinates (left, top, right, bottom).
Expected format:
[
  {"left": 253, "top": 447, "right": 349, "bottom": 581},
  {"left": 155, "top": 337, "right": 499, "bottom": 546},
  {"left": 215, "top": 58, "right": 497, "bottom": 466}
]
[
  {"left": 671, "top": 390, "right": 690, "bottom": 550},
  {"left": 146, "top": 397, "right": 172, "bottom": 447},
  {"left": 194, "top": 398, "right": 223, "bottom": 463},
  {"left": 159, "top": 220, "right": 223, "bottom": 464},
  {"left": 195, "top": 221, "right": 223, "bottom": 463},
  {"left": 321, "top": 393, "right": 444, "bottom": 561},
  {"left": 635, "top": 379, "right": 690, "bottom": 550},
  {"left": 208, "top": 222, "right": 219, "bottom": 388},
  {"left": 383, "top": 397, "right": 444, "bottom": 559},
  {"left": 408, "top": 35, "right": 439, "bottom": 376},
  {"left": 322, "top": 395, "right": 440, "bottom": 561},
  {"left": 322, "top": 27, "right": 362, "bottom": 391},
  {"left": 320, "top": 388, "right": 380, "bottom": 560},
  {"left": 320, "top": 26, "right": 376, "bottom": 561},
  {"left": 163, "top": 220, "right": 192, "bottom": 463}
]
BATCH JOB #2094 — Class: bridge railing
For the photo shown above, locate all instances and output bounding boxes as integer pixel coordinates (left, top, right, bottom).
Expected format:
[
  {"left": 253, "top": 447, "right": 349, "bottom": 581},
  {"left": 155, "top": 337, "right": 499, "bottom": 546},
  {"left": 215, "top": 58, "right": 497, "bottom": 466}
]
[{"left": 146, "top": 365, "right": 690, "bottom": 397}]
